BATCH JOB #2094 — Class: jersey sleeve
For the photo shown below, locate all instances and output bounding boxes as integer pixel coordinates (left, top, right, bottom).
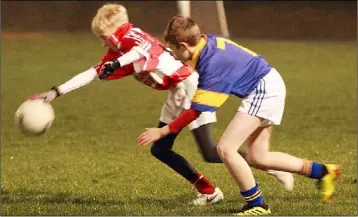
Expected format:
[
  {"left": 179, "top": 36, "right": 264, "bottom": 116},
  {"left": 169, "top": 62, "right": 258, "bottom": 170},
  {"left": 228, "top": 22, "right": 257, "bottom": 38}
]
[
  {"left": 190, "top": 71, "right": 232, "bottom": 112},
  {"left": 93, "top": 51, "right": 134, "bottom": 81}
]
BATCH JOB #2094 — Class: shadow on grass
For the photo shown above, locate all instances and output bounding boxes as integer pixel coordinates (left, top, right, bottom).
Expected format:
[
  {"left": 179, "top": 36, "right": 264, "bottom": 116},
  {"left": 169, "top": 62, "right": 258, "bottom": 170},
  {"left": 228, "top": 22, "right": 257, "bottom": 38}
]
[
  {"left": 134, "top": 194, "right": 190, "bottom": 209},
  {"left": 1, "top": 188, "right": 196, "bottom": 208},
  {"left": 2, "top": 188, "right": 241, "bottom": 215},
  {"left": 1, "top": 188, "right": 123, "bottom": 206}
]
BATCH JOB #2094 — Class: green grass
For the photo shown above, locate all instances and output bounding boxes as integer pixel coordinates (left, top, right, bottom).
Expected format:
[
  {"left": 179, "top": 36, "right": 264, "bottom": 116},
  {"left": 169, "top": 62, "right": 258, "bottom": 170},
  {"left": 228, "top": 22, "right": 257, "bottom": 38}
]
[{"left": 1, "top": 32, "right": 356, "bottom": 216}]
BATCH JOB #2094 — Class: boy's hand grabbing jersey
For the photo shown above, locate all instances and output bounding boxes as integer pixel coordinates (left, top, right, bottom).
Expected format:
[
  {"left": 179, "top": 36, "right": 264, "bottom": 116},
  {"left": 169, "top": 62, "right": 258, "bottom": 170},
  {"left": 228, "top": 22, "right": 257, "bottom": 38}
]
[{"left": 98, "top": 59, "right": 121, "bottom": 80}]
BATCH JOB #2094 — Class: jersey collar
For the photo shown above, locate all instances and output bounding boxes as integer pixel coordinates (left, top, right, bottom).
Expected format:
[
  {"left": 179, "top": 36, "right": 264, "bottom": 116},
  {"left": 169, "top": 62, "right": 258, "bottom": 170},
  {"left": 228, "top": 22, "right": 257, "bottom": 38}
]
[
  {"left": 189, "top": 34, "right": 207, "bottom": 69},
  {"left": 108, "top": 22, "right": 134, "bottom": 47}
]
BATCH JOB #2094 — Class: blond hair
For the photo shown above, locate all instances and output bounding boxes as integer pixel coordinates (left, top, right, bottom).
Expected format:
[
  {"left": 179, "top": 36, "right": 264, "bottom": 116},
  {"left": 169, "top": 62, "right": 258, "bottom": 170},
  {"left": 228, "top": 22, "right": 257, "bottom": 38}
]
[
  {"left": 91, "top": 3, "right": 129, "bottom": 36},
  {"left": 164, "top": 16, "right": 201, "bottom": 48}
]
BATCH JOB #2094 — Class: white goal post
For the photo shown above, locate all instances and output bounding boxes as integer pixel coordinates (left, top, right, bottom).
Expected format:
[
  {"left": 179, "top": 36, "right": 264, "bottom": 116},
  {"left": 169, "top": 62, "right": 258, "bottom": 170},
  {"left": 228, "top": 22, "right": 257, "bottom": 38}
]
[{"left": 176, "top": 0, "right": 230, "bottom": 37}]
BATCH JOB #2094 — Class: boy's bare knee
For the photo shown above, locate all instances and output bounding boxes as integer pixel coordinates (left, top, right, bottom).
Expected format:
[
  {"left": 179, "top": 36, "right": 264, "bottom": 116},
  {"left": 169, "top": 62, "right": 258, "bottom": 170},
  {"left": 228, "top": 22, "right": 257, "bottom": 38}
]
[{"left": 217, "top": 143, "right": 234, "bottom": 160}]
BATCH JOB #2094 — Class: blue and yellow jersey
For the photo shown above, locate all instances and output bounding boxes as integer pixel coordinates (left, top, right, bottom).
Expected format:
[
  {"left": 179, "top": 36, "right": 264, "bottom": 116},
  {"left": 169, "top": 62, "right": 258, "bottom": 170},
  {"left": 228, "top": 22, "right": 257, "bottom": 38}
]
[{"left": 190, "top": 34, "right": 272, "bottom": 112}]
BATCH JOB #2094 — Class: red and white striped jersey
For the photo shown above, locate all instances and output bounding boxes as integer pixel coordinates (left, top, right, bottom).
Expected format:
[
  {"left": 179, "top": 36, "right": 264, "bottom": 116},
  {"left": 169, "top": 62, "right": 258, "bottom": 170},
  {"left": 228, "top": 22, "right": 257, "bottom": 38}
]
[{"left": 94, "top": 24, "right": 193, "bottom": 90}]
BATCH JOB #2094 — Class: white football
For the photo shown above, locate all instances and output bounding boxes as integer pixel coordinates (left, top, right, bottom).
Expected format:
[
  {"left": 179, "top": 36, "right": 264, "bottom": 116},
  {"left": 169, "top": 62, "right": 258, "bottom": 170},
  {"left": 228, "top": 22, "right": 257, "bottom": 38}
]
[{"left": 15, "top": 99, "right": 55, "bottom": 136}]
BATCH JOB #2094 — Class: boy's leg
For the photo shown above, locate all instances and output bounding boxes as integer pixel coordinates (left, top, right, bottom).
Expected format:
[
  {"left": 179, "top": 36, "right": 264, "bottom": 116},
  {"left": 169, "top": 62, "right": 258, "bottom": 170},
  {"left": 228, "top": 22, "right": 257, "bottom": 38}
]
[
  {"left": 246, "top": 125, "right": 340, "bottom": 202},
  {"left": 151, "top": 121, "right": 224, "bottom": 205},
  {"left": 158, "top": 87, "right": 223, "bottom": 204},
  {"left": 216, "top": 111, "right": 270, "bottom": 215},
  {"left": 246, "top": 126, "right": 305, "bottom": 172},
  {"left": 191, "top": 124, "right": 222, "bottom": 163},
  {"left": 192, "top": 123, "right": 294, "bottom": 191}
]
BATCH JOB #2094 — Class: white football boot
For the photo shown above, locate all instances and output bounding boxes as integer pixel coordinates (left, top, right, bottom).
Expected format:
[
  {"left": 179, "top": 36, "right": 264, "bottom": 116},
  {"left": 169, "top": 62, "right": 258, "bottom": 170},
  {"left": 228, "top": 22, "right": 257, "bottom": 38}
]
[
  {"left": 192, "top": 187, "right": 224, "bottom": 205},
  {"left": 267, "top": 170, "right": 294, "bottom": 191}
]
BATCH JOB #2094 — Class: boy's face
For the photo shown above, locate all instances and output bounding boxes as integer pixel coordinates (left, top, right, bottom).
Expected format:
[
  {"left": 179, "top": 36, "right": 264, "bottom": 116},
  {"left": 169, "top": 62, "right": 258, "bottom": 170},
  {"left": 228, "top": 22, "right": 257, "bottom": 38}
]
[
  {"left": 96, "top": 25, "right": 120, "bottom": 52},
  {"left": 99, "top": 34, "right": 120, "bottom": 52},
  {"left": 167, "top": 42, "right": 191, "bottom": 62}
]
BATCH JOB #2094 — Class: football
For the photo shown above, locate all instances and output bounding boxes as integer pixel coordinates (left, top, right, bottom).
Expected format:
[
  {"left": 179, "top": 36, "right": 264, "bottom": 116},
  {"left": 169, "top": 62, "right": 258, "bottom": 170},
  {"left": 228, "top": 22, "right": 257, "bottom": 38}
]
[{"left": 15, "top": 99, "right": 55, "bottom": 136}]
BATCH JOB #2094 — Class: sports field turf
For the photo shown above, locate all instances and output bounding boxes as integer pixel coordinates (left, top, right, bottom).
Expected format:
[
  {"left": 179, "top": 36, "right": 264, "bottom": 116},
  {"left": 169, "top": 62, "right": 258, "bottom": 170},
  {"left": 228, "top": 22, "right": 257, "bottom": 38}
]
[{"left": 1, "top": 33, "right": 356, "bottom": 216}]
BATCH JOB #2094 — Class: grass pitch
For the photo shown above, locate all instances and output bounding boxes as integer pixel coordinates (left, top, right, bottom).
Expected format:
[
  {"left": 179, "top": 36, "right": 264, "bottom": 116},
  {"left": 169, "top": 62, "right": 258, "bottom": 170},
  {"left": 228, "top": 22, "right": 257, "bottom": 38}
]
[{"left": 1, "top": 33, "right": 356, "bottom": 215}]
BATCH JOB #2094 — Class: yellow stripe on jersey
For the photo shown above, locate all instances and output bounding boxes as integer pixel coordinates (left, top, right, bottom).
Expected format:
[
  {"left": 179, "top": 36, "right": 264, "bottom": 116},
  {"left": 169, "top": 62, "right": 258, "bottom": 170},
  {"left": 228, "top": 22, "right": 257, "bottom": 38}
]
[
  {"left": 216, "top": 37, "right": 258, "bottom": 56},
  {"left": 188, "top": 36, "right": 207, "bottom": 69},
  {"left": 192, "top": 89, "right": 229, "bottom": 108}
]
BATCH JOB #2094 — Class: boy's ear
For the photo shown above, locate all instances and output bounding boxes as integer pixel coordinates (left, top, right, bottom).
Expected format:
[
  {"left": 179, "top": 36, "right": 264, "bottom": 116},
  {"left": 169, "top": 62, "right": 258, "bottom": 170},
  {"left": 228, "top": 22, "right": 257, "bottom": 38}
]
[{"left": 179, "top": 42, "right": 190, "bottom": 50}]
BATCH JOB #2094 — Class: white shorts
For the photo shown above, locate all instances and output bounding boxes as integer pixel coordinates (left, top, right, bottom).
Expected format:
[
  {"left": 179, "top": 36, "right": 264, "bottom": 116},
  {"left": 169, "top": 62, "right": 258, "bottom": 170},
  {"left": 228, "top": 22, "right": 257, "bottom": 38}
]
[
  {"left": 159, "top": 71, "right": 217, "bottom": 130},
  {"left": 238, "top": 68, "right": 286, "bottom": 126}
]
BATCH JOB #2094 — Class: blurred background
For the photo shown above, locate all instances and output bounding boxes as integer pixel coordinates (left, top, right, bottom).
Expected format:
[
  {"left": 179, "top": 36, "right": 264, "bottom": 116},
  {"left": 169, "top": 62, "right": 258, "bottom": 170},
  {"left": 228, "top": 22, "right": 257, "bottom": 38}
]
[
  {"left": 1, "top": 1, "right": 356, "bottom": 216},
  {"left": 1, "top": 1, "right": 356, "bottom": 40}
]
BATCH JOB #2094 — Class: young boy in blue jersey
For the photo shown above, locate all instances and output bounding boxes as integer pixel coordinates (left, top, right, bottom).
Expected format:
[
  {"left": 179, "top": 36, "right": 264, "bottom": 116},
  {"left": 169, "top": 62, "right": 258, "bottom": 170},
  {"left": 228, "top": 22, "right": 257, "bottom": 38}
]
[{"left": 136, "top": 16, "right": 340, "bottom": 215}]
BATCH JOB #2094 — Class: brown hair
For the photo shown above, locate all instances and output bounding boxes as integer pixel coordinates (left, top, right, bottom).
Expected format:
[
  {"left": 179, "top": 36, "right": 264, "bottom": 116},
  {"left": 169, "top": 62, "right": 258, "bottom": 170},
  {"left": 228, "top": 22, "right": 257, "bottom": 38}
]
[{"left": 163, "top": 16, "right": 201, "bottom": 48}]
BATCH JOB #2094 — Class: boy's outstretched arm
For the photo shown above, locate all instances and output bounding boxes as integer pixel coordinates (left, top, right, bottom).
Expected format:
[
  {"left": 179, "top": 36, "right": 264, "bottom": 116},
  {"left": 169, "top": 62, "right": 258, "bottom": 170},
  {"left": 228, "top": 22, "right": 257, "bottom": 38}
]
[{"left": 30, "top": 67, "right": 98, "bottom": 102}]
